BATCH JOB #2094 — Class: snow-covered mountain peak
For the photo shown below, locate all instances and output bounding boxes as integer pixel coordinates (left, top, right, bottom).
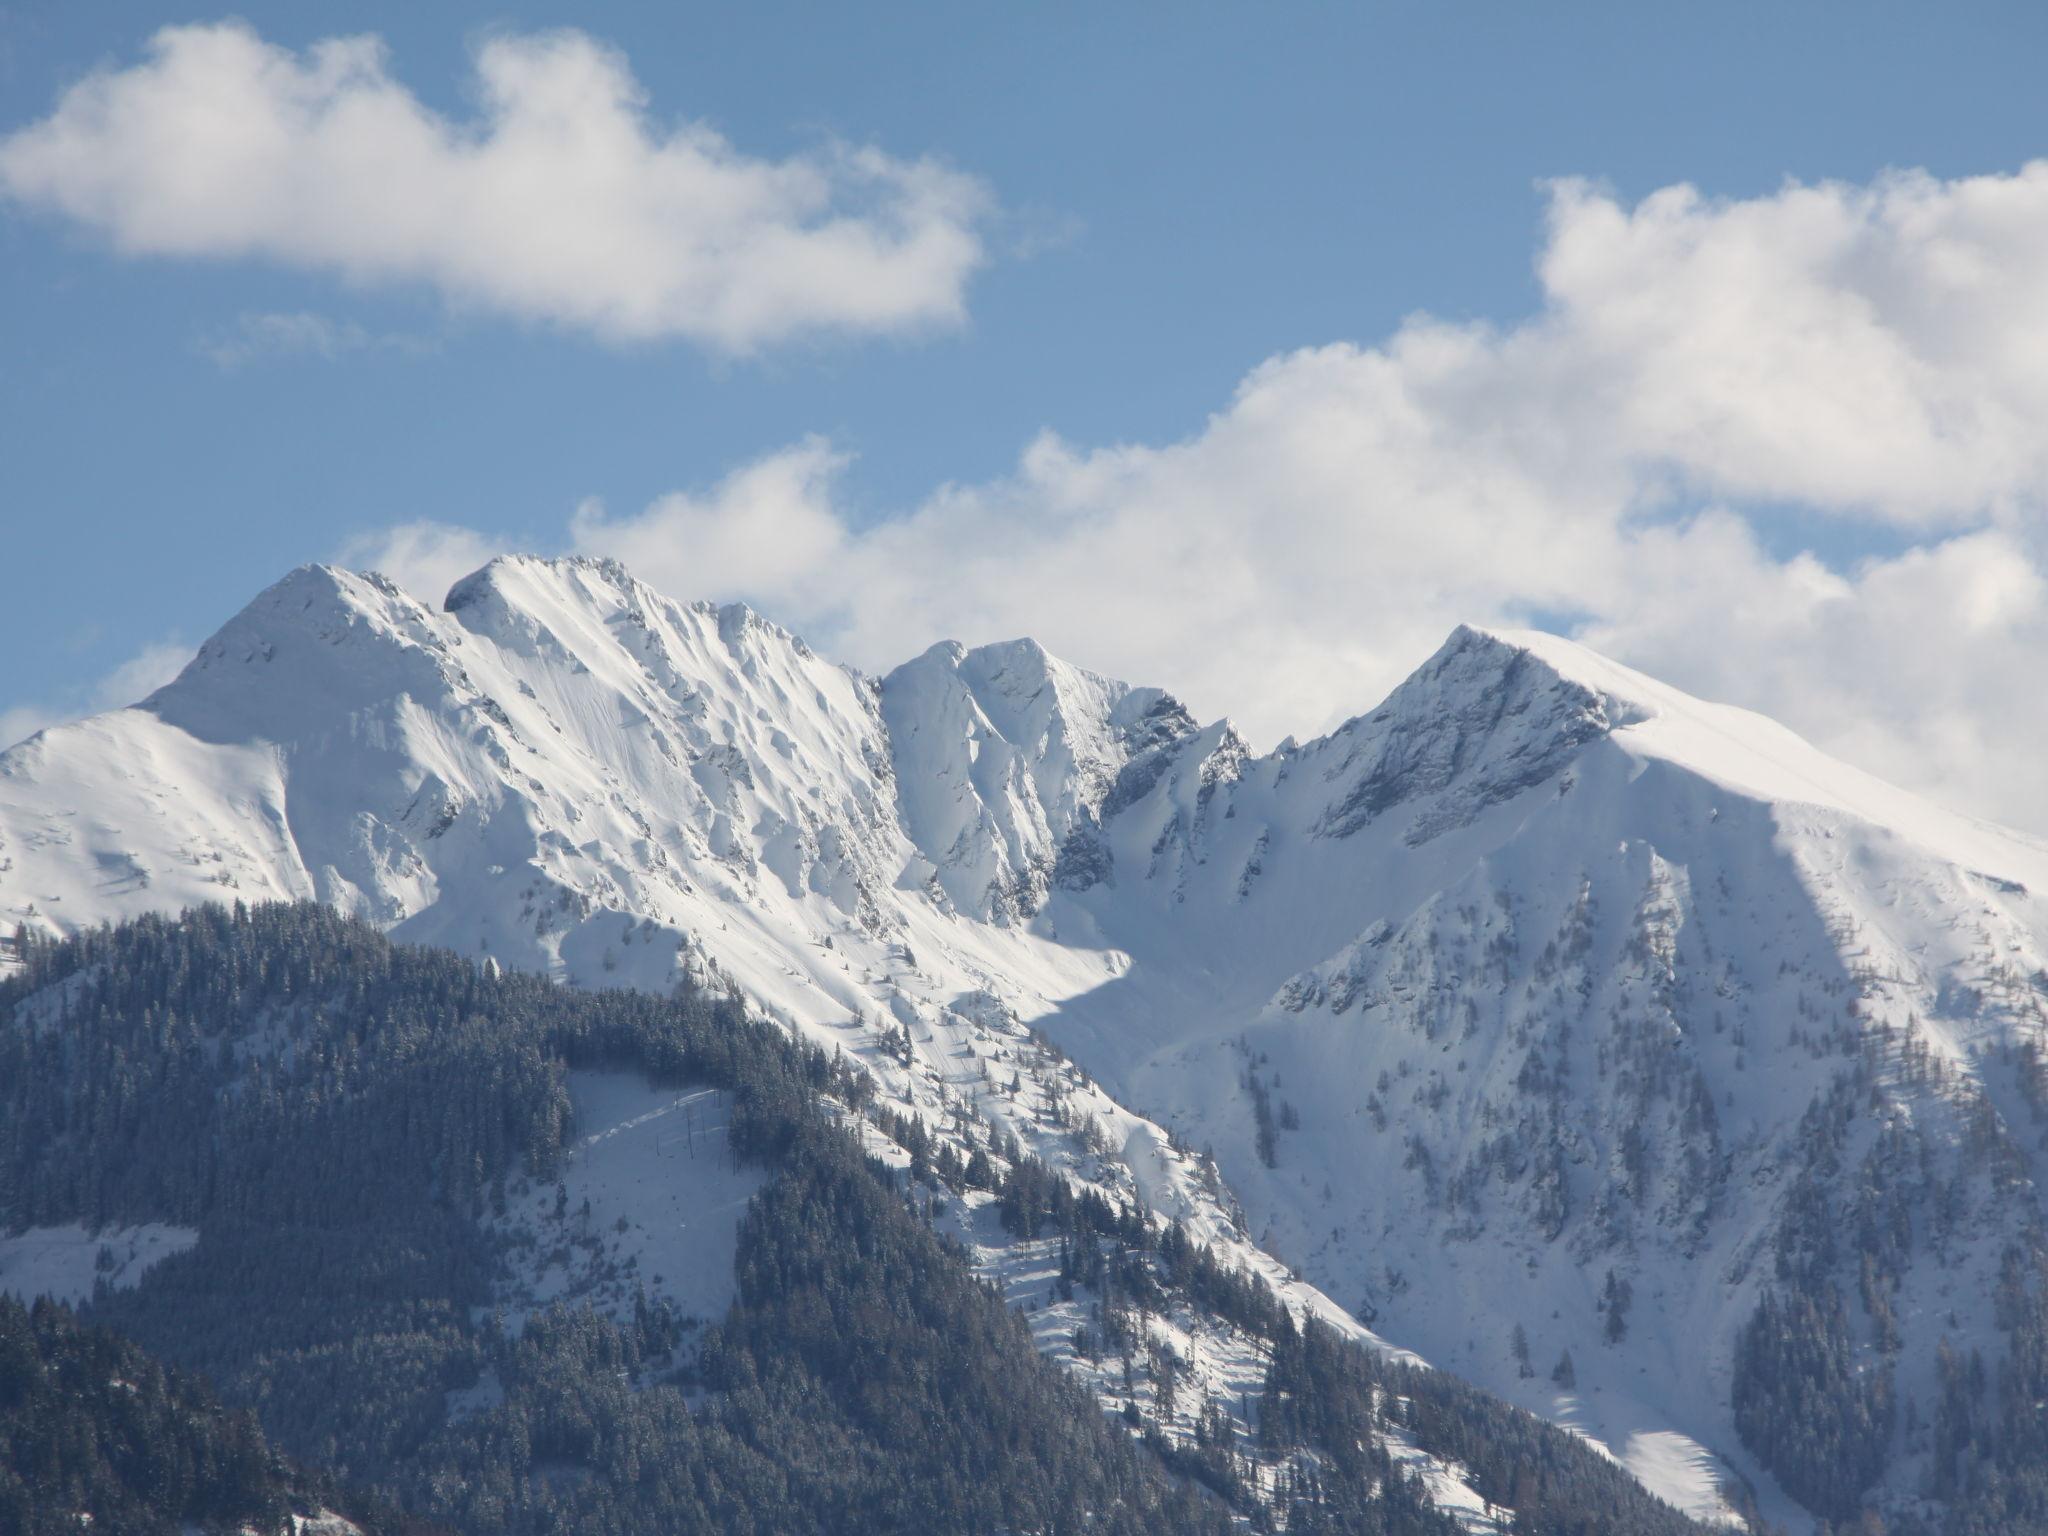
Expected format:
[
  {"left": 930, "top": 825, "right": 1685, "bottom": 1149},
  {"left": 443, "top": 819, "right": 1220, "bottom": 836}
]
[
  {"left": 145, "top": 562, "right": 461, "bottom": 745},
  {"left": 198, "top": 560, "right": 426, "bottom": 639},
  {"left": 441, "top": 552, "right": 795, "bottom": 659},
  {"left": 880, "top": 633, "right": 1197, "bottom": 918},
  {"left": 1465, "top": 624, "right": 2048, "bottom": 888},
  {"left": 1292, "top": 623, "right": 1633, "bottom": 847},
  {"left": 20, "top": 560, "right": 2048, "bottom": 1529}
]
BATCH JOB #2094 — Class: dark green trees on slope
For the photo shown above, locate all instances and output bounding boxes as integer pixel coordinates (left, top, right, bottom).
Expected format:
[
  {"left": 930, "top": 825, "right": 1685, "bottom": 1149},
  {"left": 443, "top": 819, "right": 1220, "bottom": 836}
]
[
  {"left": 0, "top": 903, "right": 1231, "bottom": 1535},
  {"left": 0, "top": 1292, "right": 389, "bottom": 1535},
  {"left": 3, "top": 903, "right": 1722, "bottom": 1535}
]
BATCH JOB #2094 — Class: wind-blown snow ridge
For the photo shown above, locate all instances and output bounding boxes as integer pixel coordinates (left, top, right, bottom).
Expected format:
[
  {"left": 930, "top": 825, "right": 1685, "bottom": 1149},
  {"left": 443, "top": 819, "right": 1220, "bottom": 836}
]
[
  {"left": 11, "top": 555, "right": 2048, "bottom": 1532},
  {"left": 1476, "top": 624, "right": 2048, "bottom": 887}
]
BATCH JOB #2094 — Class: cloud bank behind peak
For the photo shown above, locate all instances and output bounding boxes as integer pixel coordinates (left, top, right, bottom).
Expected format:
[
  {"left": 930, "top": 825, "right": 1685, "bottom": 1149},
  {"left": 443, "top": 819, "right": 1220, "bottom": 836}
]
[{"left": 354, "top": 163, "right": 2048, "bottom": 833}]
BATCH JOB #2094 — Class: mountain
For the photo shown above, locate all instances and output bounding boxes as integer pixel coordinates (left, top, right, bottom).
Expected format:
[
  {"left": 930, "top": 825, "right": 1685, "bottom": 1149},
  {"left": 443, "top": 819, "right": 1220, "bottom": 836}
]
[
  {"left": 0, "top": 906, "right": 1249, "bottom": 1536},
  {"left": 1045, "top": 624, "right": 2048, "bottom": 1530},
  {"left": 6, "top": 555, "right": 2048, "bottom": 1531},
  {"left": 1, "top": 902, "right": 1710, "bottom": 1536}
]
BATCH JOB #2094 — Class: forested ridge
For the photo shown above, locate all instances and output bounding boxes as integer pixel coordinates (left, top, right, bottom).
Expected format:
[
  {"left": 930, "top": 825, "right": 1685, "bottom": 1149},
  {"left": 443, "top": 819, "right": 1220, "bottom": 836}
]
[
  {"left": 3, "top": 903, "right": 1232, "bottom": 1533},
  {"left": 0, "top": 1291, "right": 403, "bottom": 1534},
  {"left": 3, "top": 903, "right": 1719, "bottom": 1534}
]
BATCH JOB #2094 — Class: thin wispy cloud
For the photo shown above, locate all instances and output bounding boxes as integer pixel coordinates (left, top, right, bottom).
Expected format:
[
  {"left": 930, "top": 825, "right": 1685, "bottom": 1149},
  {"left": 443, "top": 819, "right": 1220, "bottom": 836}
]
[
  {"left": 200, "top": 310, "right": 433, "bottom": 369},
  {"left": 0, "top": 635, "right": 190, "bottom": 751},
  {"left": 0, "top": 22, "right": 993, "bottom": 352}
]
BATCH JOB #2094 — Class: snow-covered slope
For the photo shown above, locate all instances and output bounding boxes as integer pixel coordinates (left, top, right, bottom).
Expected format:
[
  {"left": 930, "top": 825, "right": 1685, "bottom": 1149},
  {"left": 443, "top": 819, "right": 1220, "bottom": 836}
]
[
  {"left": 0, "top": 558, "right": 1460, "bottom": 1517},
  {"left": 10, "top": 559, "right": 2045, "bottom": 1529},
  {"left": 1029, "top": 626, "right": 2048, "bottom": 1526}
]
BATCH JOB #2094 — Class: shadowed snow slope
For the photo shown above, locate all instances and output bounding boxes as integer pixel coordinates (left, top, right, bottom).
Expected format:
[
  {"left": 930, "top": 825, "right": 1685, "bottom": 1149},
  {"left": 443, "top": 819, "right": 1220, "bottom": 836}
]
[{"left": 10, "top": 560, "right": 2048, "bottom": 1532}]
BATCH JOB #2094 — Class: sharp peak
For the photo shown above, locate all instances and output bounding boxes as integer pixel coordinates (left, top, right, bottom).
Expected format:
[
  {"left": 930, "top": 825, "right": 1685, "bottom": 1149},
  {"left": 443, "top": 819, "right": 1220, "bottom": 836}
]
[
  {"left": 441, "top": 553, "right": 641, "bottom": 612},
  {"left": 255, "top": 561, "right": 411, "bottom": 605},
  {"left": 438, "top": 553, "right": 822, "bottom": 661},
  {"left": 1396, "top": 623, "right": 2015, "bottom": 858},
  {"left": 1305, "top": 623, "right": 1670, "bottom": 778},
  {"left": 1416, "top": 623, "right": 1670, "bottom": 721},
  {"left": 901, "top": 634, "right": 1137, "bottom": 694},
  {"left": 1425, "top": 624, "right": 1843, "bottom": 750},
  {"left": 910, "top": 634, "right": 1055, "bottom": 668},
  {"left": 188, "top": 554, "right": 795, "bottom": 664},
  {"left": 1441, "top": 621, "right": 1618, "bottom": 677},
  {"left": 191, "top": 563, "right": 428, "bottom": 646}
]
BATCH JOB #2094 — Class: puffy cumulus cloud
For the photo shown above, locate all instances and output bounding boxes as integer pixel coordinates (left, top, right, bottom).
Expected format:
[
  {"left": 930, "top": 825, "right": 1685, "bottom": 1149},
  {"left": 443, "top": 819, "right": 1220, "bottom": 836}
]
[
  {"left": 343, "top": 444, "right": 853, "bottom": 613},
  {"left": 569, "top": 438, "right": 853, "bottom": 595},
  {"left": 1534, "top": 171, "right": 2048, "bottom": 523},
  {"left": 0, "top": 23, "right": 989, "bottom": 351},
  {"left": 339, "top": 162, "right": 2048, "bottom": 828},
  {"left": 552, "top": 343, "right": 1636, "bottom": 740},
  {"left": 334, "top": 521, "right": 516, "bottom": 610}
]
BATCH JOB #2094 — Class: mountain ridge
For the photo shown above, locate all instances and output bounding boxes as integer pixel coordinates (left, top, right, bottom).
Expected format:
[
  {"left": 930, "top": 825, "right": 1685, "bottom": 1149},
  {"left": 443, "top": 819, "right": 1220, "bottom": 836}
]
[{"left": 9, "top": 552, "right": 2048, "bottom": 1532}]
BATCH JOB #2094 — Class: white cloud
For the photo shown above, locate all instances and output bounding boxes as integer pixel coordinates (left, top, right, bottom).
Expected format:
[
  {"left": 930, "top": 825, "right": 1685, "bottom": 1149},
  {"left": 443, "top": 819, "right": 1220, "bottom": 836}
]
[
  {"left": 335, "top": 521, "right": 514, "bottom": 609},
  {"left": 1575, "top": 521, "right": 2048, "bottom": 831},
  {"left": 1530, "top": 171, "right": 2048, "bottom": 525},
  {"left": 569, "top": 438, "right": 853, "bottom": 595},
  {"left": 265, "top": 158, "right": 2048, "bottom": 833},
  {"left": 506, "top": 164, "right": 2048, "bottom": 832},
  {"left": 0, "top": 22, "right": 990, "bottom": 351}
]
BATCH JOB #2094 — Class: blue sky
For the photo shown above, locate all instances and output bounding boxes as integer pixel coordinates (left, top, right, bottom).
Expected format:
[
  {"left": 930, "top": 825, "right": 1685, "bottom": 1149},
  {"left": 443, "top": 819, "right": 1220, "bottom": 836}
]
[{"left": 6, "top": 3, "right": 2048, "bottom": 824}]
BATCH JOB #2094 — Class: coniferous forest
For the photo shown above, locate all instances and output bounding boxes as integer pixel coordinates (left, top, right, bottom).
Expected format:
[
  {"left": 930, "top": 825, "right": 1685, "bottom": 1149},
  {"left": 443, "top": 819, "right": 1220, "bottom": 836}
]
[
  {"left": 0, "top": 1292, "right": 395, "bottom": 1535},
  {"left": 3, "top": 903, "right": 1718, "bottom": 1534}
]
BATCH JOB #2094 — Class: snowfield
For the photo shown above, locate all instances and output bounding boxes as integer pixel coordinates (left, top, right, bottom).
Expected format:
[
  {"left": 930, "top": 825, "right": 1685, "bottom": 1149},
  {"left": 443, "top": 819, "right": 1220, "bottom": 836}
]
[
  {"left": 488, "top": 1071, "right": 767, "bottom": 1340},
  {"left": 0, "top": 1221, "right": 198, "bottom": 1307},
  {"left": 10, "top": 555, "right": 2047, "bottom": 1530}
]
